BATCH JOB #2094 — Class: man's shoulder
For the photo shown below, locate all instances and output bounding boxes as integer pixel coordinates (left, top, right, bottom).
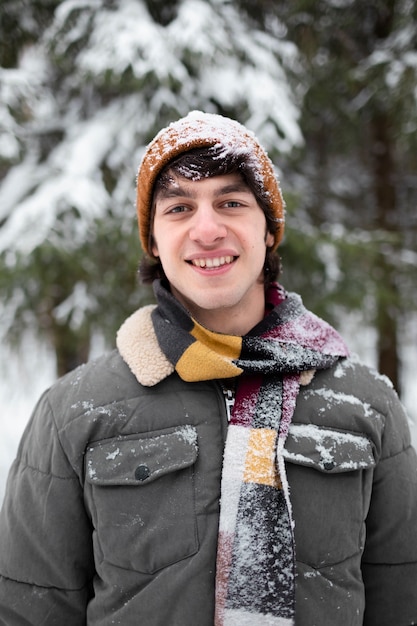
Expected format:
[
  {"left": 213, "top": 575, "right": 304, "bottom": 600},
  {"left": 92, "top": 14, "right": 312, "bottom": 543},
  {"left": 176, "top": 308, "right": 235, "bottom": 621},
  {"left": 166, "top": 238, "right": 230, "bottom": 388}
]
[
  {"left": 45, "top": 349, "right": 140, "bottom": 419},
  {"left": 295, "top": 355, "right": 410, "bottom": 456},
  {"left": 313, "top": 354, "right": 397, "bottom": 402}
]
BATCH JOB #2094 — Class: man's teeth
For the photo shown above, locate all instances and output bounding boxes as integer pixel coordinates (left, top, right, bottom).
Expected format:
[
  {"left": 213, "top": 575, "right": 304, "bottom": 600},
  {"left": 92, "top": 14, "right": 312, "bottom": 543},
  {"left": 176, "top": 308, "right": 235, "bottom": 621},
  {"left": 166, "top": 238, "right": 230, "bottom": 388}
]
[{"left": 191, "top": 256, "right": 234, "bottom": 268}]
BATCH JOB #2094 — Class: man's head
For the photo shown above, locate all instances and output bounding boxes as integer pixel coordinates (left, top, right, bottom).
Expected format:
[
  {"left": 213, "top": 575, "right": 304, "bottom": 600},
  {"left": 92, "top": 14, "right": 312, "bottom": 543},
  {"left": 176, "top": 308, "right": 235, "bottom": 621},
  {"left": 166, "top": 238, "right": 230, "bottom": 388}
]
[
  {"left": 136, "top": 111, "right": 285, "bottom": 272},
  {"left": 135, "top": 111, "right": 286, "bottom": 334}
]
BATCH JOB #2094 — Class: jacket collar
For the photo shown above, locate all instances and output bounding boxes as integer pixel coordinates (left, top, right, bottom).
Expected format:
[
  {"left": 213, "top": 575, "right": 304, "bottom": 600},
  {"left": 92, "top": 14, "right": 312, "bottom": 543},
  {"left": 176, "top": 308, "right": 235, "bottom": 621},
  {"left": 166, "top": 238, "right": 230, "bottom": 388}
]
[{"left": 117, "top": 305, "right": 174, "bottom": 386}]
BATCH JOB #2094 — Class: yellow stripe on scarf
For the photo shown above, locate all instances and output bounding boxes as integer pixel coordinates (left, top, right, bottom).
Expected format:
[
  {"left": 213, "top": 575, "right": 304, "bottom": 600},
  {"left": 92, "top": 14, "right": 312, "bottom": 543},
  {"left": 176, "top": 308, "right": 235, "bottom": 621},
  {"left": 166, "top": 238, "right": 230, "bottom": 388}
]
[
  {"left": 176, "top": 342, "right": 243, "bottom": 381},
  {"left": 191, "top": 321, "right": 242, "bottom": 358},
  {"left": 176, "top": 321, "right": 243, "bottom": 382},
  {"left": 243, "top": 429, "right": 282, "bottom": 488}
]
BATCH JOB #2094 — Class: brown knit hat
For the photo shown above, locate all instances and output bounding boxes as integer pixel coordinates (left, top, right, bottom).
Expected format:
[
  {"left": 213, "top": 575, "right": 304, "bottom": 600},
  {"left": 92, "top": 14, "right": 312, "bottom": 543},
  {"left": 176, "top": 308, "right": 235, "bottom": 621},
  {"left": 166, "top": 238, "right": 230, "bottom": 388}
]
[{"left": 136, "top": 111, "right": 285, "bottom": 255}]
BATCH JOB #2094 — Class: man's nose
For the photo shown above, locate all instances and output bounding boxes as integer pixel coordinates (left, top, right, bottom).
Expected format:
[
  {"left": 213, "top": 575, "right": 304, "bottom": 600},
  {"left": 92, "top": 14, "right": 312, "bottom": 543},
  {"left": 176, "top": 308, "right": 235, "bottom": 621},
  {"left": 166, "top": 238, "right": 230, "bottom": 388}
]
[{"left": 189, "top": 205, "right": 227, "bottom": 243}]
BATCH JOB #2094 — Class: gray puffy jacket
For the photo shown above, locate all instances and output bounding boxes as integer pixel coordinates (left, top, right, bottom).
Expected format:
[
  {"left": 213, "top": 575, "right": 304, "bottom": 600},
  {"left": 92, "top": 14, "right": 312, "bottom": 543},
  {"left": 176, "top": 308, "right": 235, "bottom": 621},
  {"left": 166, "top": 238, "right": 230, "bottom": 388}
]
[{"left": 0, "top": 348, "right": 416, "bottom": 625}]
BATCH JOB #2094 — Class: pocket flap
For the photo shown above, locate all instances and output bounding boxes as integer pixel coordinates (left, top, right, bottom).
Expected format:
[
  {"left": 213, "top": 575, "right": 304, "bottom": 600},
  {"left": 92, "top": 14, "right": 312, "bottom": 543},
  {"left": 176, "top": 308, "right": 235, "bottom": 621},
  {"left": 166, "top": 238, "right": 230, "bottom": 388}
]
[
  {"left": 85, "top": 425, "right": 198, "bottom": 486},
  {"left": 283, "top": 423, "right": 375, "bottom": 473}
]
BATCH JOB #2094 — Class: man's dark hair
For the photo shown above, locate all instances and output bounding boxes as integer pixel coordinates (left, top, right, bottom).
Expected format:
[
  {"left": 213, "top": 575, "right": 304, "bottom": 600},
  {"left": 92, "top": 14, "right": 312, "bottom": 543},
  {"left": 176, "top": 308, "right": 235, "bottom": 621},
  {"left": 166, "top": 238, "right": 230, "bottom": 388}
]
[{"left": 139, "top": 146, "right": 281, "bottom": 289}]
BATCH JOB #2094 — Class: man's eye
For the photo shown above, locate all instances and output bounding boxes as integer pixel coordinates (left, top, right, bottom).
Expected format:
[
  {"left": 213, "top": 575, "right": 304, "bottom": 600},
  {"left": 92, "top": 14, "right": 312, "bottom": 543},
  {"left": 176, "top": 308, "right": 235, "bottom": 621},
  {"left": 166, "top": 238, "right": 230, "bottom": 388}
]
[
  {"left": 169, "top": 205, "right": 188, "bottom": 214},
  {"left": 224, "top": 201, "right": 241, "bottom": 208}
]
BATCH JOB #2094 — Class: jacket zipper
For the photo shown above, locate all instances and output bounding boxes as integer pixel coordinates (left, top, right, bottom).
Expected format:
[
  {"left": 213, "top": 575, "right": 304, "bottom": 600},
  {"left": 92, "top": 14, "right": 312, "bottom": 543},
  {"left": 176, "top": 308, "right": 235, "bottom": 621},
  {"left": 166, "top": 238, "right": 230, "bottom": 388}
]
[{"left": 221, "top": 386, "right": 235, "bottom": 422}]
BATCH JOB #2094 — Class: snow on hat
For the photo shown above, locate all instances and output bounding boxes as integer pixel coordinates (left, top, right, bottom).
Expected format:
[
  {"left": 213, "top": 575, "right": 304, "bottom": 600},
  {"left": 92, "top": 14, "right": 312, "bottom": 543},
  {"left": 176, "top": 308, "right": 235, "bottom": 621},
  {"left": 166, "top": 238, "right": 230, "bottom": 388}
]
[{"left": 136, "top": 110, "right": 285, "bottom": 255}]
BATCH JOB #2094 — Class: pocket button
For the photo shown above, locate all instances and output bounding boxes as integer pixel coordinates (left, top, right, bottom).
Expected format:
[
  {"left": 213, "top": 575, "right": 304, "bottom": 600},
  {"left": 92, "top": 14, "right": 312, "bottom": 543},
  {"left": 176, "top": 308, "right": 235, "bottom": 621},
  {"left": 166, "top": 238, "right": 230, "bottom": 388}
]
[{"left": 135, "top": 464, "right": 151, "bottom": 481}]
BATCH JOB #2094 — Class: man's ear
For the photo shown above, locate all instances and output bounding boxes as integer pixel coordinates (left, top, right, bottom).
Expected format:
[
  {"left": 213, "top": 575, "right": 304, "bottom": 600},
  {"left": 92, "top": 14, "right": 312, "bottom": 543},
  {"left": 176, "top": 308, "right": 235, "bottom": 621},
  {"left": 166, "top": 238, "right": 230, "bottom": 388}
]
[
  {"left": 151, "top": 236, "right": 159, "bottom": 257},
  {"left": 265, "top": 231, "right": 274, "bottom": 248}
]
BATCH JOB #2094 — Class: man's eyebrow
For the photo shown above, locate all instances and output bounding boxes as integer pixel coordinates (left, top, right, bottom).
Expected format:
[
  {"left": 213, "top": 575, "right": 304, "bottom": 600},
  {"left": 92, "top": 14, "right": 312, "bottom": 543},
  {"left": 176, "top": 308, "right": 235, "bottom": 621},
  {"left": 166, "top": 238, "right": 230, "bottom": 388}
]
[
  {"left": 214, "top": 182, "right": 251, "bottom": 197},
  {"left": 156, "top": 183, "right": 197, "bottom": 199}
]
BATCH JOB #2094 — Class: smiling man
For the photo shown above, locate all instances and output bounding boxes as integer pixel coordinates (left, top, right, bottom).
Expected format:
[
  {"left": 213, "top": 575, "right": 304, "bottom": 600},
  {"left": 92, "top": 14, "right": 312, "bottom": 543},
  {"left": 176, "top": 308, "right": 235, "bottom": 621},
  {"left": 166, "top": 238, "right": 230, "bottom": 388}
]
[{"left": 0, "top": 111, "right": 416, "bottom": 626}]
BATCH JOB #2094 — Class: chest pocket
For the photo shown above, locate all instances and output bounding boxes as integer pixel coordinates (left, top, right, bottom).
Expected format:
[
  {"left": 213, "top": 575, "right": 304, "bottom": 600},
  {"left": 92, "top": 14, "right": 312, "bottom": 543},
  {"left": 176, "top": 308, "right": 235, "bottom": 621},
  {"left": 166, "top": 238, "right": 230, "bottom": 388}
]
[
  {"left": 282, "top": 423, "right": 376, "bottom": 473},
  {"left": 85, "top": 425, "right": 199, "bottom": 574},
  {"left": 282, "top": 423, "right": 376, "bottom": 567}
]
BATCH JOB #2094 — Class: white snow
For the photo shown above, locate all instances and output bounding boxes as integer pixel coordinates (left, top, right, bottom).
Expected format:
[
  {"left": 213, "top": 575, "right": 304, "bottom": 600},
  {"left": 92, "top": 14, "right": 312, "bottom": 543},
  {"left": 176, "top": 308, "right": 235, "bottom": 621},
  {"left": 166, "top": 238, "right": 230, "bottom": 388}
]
[
  {"left": 177, "top": 424, "right": 198, "bottom": 447},
  {"left": 106, "top": 448, "right": 121, "bottom": 461}
]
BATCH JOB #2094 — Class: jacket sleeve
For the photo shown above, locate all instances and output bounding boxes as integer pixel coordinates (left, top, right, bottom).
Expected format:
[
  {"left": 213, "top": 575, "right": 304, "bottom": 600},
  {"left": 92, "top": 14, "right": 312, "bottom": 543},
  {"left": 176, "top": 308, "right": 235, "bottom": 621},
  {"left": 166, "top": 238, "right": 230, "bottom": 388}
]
[
  {"left": 362, "top": 384, "right": 417, "bottom": 626},
  {"left": 0, "top": 390, "right": 94, "bottom": 625}
]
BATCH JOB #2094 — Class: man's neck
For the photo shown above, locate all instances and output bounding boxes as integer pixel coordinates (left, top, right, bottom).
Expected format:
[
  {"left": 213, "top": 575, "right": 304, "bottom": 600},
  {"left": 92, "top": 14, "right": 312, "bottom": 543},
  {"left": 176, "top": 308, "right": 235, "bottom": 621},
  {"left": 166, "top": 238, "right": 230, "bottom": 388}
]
[{"left": 184, "top": 302, "right": 266, "bottom": 336}]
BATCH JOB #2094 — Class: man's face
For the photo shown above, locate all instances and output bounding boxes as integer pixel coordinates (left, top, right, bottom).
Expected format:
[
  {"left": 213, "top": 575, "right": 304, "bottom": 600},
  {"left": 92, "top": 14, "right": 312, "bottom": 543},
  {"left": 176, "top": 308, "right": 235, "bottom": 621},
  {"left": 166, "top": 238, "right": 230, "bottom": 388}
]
[{"left": 152, "top": 172, "right": 274, "bottom": 335}]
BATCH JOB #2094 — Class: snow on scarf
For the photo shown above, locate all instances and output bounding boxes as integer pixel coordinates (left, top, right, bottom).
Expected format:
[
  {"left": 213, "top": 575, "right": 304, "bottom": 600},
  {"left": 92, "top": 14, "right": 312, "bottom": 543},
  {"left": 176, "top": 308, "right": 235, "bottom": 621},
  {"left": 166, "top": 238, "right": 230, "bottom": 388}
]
[{"left": 150, "top": 280, "right": 349, "bottom": 625}]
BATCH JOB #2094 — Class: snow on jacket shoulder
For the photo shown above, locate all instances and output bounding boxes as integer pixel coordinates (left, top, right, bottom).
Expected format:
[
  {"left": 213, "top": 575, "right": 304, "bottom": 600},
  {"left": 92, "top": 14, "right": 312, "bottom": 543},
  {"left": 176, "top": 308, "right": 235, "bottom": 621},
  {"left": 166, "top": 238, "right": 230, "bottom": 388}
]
[{"left": 0, "top": 350, "right": 416, "bottom": 626}]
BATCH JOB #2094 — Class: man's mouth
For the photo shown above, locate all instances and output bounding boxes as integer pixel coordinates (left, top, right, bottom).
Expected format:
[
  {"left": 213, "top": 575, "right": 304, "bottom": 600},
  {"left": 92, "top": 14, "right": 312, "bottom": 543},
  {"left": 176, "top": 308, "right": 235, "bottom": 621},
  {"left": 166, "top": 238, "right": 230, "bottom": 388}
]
[{"left": 188, "top": 255, "right": 236, "bottom": 269}]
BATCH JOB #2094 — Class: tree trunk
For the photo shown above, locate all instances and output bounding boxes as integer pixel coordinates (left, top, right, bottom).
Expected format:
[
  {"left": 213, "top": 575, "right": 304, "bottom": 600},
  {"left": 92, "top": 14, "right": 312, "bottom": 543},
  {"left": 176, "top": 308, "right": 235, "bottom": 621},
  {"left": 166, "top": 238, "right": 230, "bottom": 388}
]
[
  {"left": 51, "top": 321, "right": 90, "bottom": 378},
  {"left": 39, "top": 293, "right": 91, "bottom": 378},
  {"left": 371, "top": 110, "right": 401, "bottom": 393}
]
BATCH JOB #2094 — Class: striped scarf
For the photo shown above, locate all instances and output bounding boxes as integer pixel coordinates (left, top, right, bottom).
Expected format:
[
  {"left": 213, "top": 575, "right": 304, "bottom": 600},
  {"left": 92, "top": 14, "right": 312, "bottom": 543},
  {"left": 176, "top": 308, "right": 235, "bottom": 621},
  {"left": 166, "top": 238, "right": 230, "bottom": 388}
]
[{"left": 151, "top": 280, "right": 349, "bottom": 625}]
